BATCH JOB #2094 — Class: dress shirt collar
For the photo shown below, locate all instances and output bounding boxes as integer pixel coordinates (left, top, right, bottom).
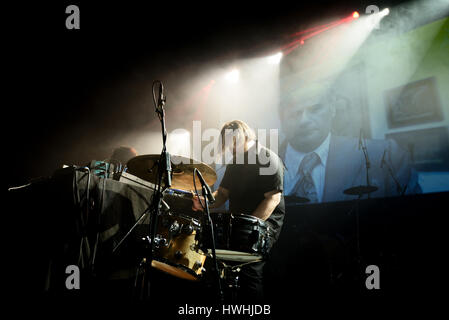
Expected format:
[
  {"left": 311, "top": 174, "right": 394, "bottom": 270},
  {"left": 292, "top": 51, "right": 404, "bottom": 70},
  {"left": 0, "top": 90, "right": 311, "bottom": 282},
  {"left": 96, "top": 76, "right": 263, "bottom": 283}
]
[{"left": 286, "top": 133, "right": 331, "bottom": 170}]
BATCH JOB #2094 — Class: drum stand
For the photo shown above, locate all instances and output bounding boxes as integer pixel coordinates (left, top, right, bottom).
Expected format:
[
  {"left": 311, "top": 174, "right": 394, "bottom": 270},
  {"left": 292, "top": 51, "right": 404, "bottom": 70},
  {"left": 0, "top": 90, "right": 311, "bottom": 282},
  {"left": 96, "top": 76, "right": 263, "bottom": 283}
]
[
  {"left": 220, "top": 260, "right": 262, "bottom": 302},
  {"left": 221, "top": 263, "right": 241, "bottom": 302}
]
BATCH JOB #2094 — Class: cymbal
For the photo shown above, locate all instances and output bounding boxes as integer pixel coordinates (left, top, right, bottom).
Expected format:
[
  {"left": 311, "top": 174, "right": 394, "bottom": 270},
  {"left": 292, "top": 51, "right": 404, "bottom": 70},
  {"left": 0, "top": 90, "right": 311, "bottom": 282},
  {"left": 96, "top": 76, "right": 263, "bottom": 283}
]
[
  {"left": 126, "top": 155, "right": 217, "bottom": 191},
  {"left": 284, "top": 195, "right": 310, "bottom": 204},
  {"left": 343, "top": 185, "right": 378, "bottom": 195}
]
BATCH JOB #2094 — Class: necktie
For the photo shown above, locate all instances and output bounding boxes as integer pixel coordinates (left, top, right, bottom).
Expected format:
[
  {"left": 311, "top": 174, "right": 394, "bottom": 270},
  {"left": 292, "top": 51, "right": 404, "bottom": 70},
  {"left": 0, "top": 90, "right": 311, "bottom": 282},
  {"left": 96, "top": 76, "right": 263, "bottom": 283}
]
[{"left": 292, "top": 152, "right": 320, "bottom": 203}]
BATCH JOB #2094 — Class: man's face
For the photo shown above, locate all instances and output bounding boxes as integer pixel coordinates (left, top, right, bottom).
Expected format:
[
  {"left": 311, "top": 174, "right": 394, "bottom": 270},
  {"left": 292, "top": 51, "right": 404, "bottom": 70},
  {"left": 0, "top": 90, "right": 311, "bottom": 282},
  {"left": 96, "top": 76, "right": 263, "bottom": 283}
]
[
  {"left": 221, "top": 133, "right": 246, "bottom": 162},
  {"left": 281, "top": 94, "right": 334, "bottom": 153}
]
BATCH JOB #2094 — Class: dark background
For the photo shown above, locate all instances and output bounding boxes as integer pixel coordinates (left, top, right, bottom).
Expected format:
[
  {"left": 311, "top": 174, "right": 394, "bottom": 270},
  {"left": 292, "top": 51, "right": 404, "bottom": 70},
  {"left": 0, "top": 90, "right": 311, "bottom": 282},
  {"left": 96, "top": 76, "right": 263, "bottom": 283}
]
[{"left": 4, "top": 0, "right": 411, "bottom": 190}]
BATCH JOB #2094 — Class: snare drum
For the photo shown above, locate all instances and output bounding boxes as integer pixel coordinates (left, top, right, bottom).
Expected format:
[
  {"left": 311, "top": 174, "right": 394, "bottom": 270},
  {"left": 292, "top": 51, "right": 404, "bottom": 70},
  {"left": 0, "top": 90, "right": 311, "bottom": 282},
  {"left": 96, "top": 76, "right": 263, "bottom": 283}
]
[
  {"left": 151, "top": 213, "right": 206, "bottom": 281},
  {"left": 201, "top": 213, "right": 272, "bottom": 262}
]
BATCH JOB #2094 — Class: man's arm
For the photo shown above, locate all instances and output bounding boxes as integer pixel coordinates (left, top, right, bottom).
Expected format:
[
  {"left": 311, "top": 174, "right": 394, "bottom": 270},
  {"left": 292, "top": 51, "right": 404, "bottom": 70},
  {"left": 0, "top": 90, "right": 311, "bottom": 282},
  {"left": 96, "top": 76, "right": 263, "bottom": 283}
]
[
  {"left": 210, "top": 187, "right": 230, "bottom": 209},
  {"left": 192, "top": 187, "right": 230, "bottom": 211},
  {"left": 251, "top": 190, "right": 282, "bottom": 221}
]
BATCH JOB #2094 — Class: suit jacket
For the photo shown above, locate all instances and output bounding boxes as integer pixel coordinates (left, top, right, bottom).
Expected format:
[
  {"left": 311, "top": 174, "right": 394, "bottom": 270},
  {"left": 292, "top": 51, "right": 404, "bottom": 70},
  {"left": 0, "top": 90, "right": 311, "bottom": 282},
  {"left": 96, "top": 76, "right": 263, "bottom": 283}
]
[{"left": 280, "top": 135, "right": 421, "bottom": 203}]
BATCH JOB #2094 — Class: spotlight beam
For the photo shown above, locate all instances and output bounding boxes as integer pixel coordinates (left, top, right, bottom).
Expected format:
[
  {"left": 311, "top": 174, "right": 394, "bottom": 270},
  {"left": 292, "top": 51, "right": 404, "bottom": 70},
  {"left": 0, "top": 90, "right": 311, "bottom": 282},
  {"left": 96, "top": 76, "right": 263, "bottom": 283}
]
[
  {"left": 282, "top": 11, "right": 361, "bottom": 55},
  {"left": 267, "top": 52, "right": 283, "bottom": 64}
]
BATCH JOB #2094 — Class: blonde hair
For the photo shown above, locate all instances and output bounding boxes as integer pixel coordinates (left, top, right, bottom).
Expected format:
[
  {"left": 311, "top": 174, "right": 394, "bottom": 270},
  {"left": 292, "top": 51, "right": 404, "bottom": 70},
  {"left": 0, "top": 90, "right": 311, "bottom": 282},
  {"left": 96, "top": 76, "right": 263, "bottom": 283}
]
[{"left": 219, "top": 120, "right": 256, "bottom": 153}]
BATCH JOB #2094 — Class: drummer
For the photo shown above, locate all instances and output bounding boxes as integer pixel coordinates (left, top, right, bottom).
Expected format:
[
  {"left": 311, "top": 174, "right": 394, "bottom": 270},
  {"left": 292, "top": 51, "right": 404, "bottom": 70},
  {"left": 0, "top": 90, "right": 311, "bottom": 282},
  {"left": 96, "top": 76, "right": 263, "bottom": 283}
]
[{"left": 192, "top": 119, "right": 285, "bottom": 302}]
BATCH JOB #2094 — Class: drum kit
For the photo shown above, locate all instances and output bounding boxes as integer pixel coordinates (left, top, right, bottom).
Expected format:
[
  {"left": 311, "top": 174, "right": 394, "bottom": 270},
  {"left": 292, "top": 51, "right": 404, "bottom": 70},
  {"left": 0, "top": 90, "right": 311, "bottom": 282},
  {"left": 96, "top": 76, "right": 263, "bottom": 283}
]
[{"left": 113, "top": 154, "right": 272, "bottom": 300}]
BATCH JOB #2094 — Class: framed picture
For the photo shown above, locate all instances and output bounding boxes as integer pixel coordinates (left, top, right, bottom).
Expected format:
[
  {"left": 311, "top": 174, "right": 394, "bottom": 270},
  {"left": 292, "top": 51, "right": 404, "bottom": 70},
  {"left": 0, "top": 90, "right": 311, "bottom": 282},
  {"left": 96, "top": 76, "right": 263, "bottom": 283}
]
[
  {"left": 386, "top": 126, "right": 449, "bottom": 171},
  {"left": 385, "top": 77, "right": 444, "bottom": 129}
]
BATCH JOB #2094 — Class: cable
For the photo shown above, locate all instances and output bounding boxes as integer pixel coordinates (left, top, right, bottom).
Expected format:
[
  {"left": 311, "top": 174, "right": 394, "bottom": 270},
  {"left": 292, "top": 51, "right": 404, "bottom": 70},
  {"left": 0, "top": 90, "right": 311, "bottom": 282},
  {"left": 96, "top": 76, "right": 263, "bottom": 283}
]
[
  {"left": 8, "top": 183, "right": 31, "bottom": 191},
  {"left": 152, "top": 80, "right": 164, "bottom": 121},
  {"left": 193, "top": 168, "right": 207, "bottom": 212}
]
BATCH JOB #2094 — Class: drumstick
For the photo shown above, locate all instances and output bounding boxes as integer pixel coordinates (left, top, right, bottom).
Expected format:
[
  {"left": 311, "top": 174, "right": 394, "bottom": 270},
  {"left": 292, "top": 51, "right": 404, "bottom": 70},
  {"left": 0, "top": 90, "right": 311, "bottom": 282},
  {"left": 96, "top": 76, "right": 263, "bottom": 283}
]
[{"left": 191, "top": 190, "right": 202, "bottom": 199}]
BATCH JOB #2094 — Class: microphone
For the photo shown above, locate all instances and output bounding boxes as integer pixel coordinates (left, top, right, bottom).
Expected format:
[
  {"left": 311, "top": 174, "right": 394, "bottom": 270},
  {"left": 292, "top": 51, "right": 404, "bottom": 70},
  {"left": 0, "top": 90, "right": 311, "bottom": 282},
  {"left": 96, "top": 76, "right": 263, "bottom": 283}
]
[
  {"left": 156, "top": 82, "right": 166, "bottom": 113},
  {"left": 195, "top": 169, "right": 216, "bottom": 204},
  {"left": 165, "top": 152, "right": 172, "bottom": 188},
  {"left": 380, "top": 149, "right": 387, "bottom": 169}
]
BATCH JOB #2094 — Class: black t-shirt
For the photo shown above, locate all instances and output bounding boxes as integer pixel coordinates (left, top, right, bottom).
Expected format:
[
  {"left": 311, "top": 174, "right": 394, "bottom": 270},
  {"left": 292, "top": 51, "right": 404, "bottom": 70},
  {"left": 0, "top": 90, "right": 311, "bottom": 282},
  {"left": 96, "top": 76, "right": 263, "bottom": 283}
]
[{"left": 220, "top": 143, "right": 285, "bottom": 241}]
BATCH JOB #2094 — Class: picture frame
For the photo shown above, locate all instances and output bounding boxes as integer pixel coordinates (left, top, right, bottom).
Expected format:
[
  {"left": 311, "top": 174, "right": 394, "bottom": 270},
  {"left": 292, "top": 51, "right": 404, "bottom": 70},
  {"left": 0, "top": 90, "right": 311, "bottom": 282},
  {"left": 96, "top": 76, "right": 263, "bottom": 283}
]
[{"left": 385, "top": 77, "right": 444, "bottom": 129}]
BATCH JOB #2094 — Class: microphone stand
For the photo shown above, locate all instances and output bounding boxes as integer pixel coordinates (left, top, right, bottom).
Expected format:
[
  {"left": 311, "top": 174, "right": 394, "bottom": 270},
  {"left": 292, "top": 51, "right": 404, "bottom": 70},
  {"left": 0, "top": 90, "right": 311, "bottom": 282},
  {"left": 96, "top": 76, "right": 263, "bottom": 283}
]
[
  {"left": 111, "top": 81, "right": 171, "bottom": 301},
  {"left": 344, "top": 130, "right": 378, "bottom": 268},
  {"left": 381, "top": 154, "right": 405, "bottom": 196},
  {"left": 142, "top": 81, "right": 172, "bottom": 299},
  {"left": 356, "top": 133, "right": 371, "bottom": 263},
  {"left": 194, "top": 168, "right": 224, "bottom": 302},
  {"left": 360, "top": 135, "right": 373, "bottom": 199}
]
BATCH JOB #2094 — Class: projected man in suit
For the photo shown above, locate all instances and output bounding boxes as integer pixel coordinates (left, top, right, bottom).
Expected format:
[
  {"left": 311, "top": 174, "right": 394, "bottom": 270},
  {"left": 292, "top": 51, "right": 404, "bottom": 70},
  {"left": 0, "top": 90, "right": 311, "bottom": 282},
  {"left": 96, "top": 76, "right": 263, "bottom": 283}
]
[
  {"left": 279, "top": 83, "right": 421, "bottom": 203},
  {"left": 272, "top": 82, "right": 422, "bottom": 297}
]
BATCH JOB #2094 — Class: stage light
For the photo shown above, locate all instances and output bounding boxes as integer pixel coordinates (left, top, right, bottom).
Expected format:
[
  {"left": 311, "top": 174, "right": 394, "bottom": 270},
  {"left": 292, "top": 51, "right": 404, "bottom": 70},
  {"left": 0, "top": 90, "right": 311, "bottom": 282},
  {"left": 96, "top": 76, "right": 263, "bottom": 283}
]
[
  {"left": 267, "top": 52, "right": 283, "bottom": 64},
  {"left": 381, "top": 8, "right": 390, "bottom": 16},
  {"left": 225, "top": 69, "right": 240, "bottom": 83},
  {"left": 352, "top": 11, "right": 360, "bottom": 19}
]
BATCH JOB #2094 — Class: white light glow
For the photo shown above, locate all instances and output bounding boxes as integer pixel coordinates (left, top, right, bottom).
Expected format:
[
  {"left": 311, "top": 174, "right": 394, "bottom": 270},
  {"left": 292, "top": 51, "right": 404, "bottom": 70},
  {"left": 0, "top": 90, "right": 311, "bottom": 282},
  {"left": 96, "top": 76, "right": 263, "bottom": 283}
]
[
  {"left": 267, "top": 52, "right": 283, "bottom": 64},
  {"left": 381, "top": 8, "right": 390, "bottom": 16},
  {"left": 225, "top": 69, "right": 240, "bottom": 83}
]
